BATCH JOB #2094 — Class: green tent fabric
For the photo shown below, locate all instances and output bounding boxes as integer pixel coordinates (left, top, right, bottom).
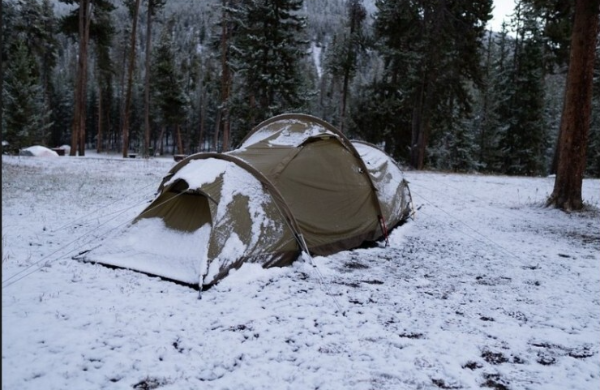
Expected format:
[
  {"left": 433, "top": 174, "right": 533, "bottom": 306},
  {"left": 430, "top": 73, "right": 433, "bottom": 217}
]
[{"left": 86, "top": 114, "right": 412, "bottom": 287}]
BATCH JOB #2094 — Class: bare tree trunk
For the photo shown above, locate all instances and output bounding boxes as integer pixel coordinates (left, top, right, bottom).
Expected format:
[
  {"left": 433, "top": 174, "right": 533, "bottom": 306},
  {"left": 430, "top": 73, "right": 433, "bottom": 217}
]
[
  {"left": 176, "top": 124, "right": 184, "bottom": 155},
  {"left": 219, "top": 0, "right": 231, "bottom": 152},
  {"left": 97, "top": 84, "right": 103, "bottom": 153},
  {"left": 143, "top": 1, "right": 153, "bottom": 158},
  {"left": 70, "top": 0, "right": 91, "bottom": 156},
  {"left": 340, "top": 71, "right": 349, "bottom": 134},
  {"left": 158, "top": 126, "right": 165, "bottom": 155},
  {"left": 78, "top": 1, "right": 92, "bottom": 156},
  {"left": 548, "top": 0, "right": 599, "bottom": 211},
  {"left": 122, "top": 0, "right": 142, "bottom": 158},
  {"left": 409, "top": 2, "right": 443, "bottom": 170},
  {"left": 213, "top": 109, "right": 222, "bottom": 152},
  {"left": 199, "top": 89, "right": 206, "bottom": 152}
]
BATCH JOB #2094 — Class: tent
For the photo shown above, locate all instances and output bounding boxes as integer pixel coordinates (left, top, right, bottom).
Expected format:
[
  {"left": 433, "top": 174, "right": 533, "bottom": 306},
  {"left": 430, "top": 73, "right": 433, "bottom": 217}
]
[
  {"left": 85, "top": 114, "right": 412, "bottom": 288},
  {"left": 19, "top": 145, "right": 59, "bottom": 158}
]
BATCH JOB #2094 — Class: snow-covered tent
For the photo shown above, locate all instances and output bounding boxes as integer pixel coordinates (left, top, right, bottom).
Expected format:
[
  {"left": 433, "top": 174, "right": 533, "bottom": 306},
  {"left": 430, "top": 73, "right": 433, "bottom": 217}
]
[
  {"left": 19, "top": 145, "right": 59, "bottom": 158},
  {"left": 85, "top": 114, "right": 412, "bottom": 288}
]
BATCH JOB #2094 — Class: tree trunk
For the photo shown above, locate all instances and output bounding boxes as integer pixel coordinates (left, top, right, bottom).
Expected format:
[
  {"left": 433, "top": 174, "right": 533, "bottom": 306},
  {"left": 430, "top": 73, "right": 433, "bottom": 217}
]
[
  {"left": 176, "top": 124, "right": 184, "bottom": 155},
  {"left": 409, "top": 2, "right": 442, "bottom": 170},
  {"left": 158, "top": 125, "right": 165, "bottom": 155},
  {"left": 547, "top": 0, "right": 599, "bottom": 211},
  {"left": 199, "top": 89, "right": 206, "bottom": 152},
  {"left": 78, "top": 1, "right": 92, "bottom": 156},
  {"left": 143, "top": 1, "right": 153, "bottom": 158},
  {"left": 219, "top": 0, "right": 231, "bottom": 152},
  {"left": 97, "top": 83, "right": 103, "bottom": 153},
  {"left": 213, "top": 109, "right": 222, "bottom": 152},
  {"left": 70, "top": 0, "right": 91, "bottom": 156},
  {"left": 122, "top": 0, "right": 142, "bottom": 158},
  {"left": 340, "top": 69, "right": 349, "bottom": 134}
]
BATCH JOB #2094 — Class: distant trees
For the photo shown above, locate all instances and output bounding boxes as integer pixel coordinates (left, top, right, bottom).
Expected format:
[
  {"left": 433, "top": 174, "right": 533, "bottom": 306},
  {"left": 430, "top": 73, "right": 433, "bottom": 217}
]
[
  {"left": 2, "top": 0, "right": 55, "bottom": 152},
  {"left": 325, "top": 0, "right": 367, "bottom": 133},
  {"left": 229, "top": 0, "right": 309, "bottom": 143},
  {"left": 152, "top": 19, "right": 187, "bottom": 155},
  {"left": 372, "top": 0, "right": 493, "bottom": 169},
  {"left": 4, "top": 41, "right": 50, "bottom": 152},
  {"left": 143, "top": 0, "right": 166, "bottom": 157},
  {"left": 2, "top": 0, "right": 599, "bottom": 184},
  {"left": 497, "top": 2, "right": 548, "bottom": 176}
]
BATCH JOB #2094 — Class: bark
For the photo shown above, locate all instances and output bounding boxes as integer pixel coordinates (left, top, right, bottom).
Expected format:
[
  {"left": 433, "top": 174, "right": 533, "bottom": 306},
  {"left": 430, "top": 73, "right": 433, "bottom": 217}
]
[
  {"left": 122, "top": 0, "right": 142, "bottom": 158},
  {"left": 547, "top": 0, "right": 599, "bottom": 211},
  {"left": 199, "top": 89, "right": 206, "bottom": 152},
  {"left": 219, "top": 1, "right": 231, "bottom": 152},
  {"left": 97, "top": 84, "right": 102, "bottom": 153},
  {"left": 340, "top": 69, "right": 349, "bottom": 134},
  {"left": 213, "top": 109, "right": 221, "bottom": 152},
  {"left": 78, "top": 1, "right": 92, "bottom": 156},
  {"left": 176, "top": 124, "right": 184, "bottom": 155},
  {"left": 143, "top": 1, "right": 153, "bottom": 158},
  {"left": 408, "top": 2, "right": 442, "bottom": 170},
  {"left": 70, "top": 0, "right": 91, "bottom": 156},
  {"left": 158, "top": 126, "right": 165, "bottom": 155}
]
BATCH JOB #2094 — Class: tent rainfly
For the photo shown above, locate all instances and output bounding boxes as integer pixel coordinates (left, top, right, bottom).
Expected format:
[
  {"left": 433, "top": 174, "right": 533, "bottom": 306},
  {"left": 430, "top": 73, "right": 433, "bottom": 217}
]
[{"left": 84, "top": 114, "right": 412, "bottom": 288}]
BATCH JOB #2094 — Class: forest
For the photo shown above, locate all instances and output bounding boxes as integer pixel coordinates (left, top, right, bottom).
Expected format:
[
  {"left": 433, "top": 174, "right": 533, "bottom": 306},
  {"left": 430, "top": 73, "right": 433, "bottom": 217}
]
[{"left": 2, "top": 0, "right": 599, "bottom": 177}]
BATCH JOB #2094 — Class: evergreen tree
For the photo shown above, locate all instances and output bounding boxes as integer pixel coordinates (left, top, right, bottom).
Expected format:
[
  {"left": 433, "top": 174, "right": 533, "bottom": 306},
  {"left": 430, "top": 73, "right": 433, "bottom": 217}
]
[
  {"left": 498, "top": 3, "right": 548, "bottom": 176},
  {"left": 373, "top": 0, "right": 493, "bottom": 169},
  {"left": 350, "top": 80, "right": 412, "bottom": 161},
  {"left": 2, "top": 1, "right": 20, "bottom": 140},
  {"left": 92, "top": 0, "right": 116, "bottom": 153},
  {"left": 121, "top": 0, "right": 142, "bottom": 157},
  {"left": 585, "top": 35, "right": 600, "bottom": 177},
  {"left": 324, "top": 0, "right": 367, "bottom": 132},
  {"left": 143, "top": 0, "right": 166, "bottom": 157},
  {"left": 469, "top": 29, "right": 505, "bottom": 172},
  {"left": 152, "top": 20, "right": 187, "bottom": 154},
  {"left": 3, "top": 40, "right": 51, "bottom": 153},
  {"left": 230, "top": 0, "right": 310, "bottom": 141}
]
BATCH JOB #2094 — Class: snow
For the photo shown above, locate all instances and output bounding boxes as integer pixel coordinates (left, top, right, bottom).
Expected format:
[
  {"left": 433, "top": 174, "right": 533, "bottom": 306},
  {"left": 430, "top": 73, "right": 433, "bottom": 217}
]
[
  {"left": 311, "top": 41, "right": 323, "bottom": 79},
  {"left": 353, "top": 141, "right": 405, "bottom": 207},
  {"left": 89, "top": 219, "right": 211, "bottom": 285},
  {"left": 19, "top": 145, "right": 59, "bottom": 158},
  {"left": 240, "top": 119, "right": 336, "bottom": 148},
  {"left": 3, "top": 152, "right": 599, "bottom": 390}
]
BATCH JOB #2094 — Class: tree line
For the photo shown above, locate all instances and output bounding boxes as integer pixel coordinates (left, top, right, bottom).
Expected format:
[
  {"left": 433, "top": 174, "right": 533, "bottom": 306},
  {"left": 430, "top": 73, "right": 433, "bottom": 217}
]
[{"left": 2, "top": 0, "right": 599, "bottom": 206}]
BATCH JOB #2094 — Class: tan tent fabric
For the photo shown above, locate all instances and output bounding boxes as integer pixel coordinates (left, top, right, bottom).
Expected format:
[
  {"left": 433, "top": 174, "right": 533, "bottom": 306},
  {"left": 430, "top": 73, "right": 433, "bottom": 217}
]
[{"left": 86, "top": 113, "right": 412, "bottom": 287}]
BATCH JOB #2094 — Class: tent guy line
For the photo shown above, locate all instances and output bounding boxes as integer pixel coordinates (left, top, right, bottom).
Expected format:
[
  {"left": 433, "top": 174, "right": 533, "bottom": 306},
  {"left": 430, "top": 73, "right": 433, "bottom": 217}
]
[
  {"left": 410, "top": 189, "right": 532, "bottom": 266},
  {"left": 50, "top": 181, "right": 157, "bottom": 233},
  {"left": 1, "top": 188, "right": 188, "bottom": 290}
]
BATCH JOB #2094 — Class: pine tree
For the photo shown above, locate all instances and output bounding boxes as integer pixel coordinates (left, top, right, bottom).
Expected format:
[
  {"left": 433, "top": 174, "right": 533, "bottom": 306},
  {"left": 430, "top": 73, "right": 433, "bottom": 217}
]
[
  {"left": 60, "top": 0, "right": 116, "bottom": 155},
  {"left": 373, "top": 0, "right": 493, "bottom": 169},
  {"left": 143, "top": 0, "right": 166, "bottom": 157},
  {"left": 230, "top": 0, "right": 310, "bottom": 141},
  {"left": 152, "top": 20, "right": 187, "bottom": 155},
  {"left": 350, "top": 80, "right": 412, "bottom": 161},
  {"left": 121, "top": 0, "right": 142, "bottom": 157},
  {"left": 3, "top": 40, "right": 51, "bottom": 153},
  {"left": 498, "top": 3, "right": 548, "bottom": 176},
  {"left": 93, "top": 0, "right": 116, "bottom": 153},
  {"left": 585, "top": 37, "right": 600, "bottom": 177},
  {"left": 325, "top": 0, "right": 367, "bottom": 133},
  {"left": 470, "top": 30, "right": 504, "bottom": 172}
]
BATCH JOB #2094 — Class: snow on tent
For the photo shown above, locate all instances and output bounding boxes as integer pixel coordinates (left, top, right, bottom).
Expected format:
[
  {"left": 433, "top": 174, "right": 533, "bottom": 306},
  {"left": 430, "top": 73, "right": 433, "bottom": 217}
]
[
  {"left": 19, "top": 145, "right": 59, "bottom": 158},
  {"left": 83, "top": 114, "right": 412, "bottom": 288}
]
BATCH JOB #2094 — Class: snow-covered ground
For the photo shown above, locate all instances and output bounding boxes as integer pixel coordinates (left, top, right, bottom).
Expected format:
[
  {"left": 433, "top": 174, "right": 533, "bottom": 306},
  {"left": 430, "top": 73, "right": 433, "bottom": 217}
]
[{"left": 2, "top": 152, "right": 599, "bottom": 390}]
